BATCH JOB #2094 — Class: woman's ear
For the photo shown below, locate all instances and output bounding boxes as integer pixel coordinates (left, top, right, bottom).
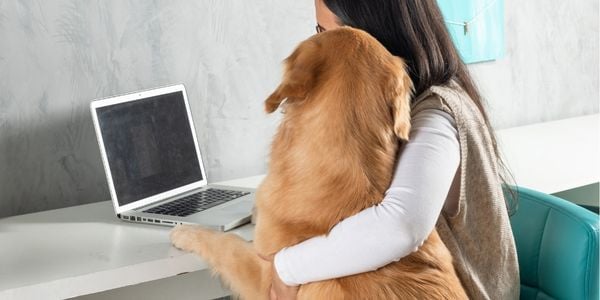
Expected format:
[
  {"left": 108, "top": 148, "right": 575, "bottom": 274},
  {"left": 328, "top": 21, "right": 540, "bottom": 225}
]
[
  {"left": 388, "top": 57, "right": 414, "bottom": 141},
  {"left": 265, "top": 39, "right": 322, "bottom": 114}
]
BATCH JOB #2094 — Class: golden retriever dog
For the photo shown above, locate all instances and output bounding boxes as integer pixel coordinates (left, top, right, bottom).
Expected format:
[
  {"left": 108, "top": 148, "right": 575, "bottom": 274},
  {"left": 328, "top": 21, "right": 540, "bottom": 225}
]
[{"left": 171, "top": 27, "right": 467, "bottom": 299}]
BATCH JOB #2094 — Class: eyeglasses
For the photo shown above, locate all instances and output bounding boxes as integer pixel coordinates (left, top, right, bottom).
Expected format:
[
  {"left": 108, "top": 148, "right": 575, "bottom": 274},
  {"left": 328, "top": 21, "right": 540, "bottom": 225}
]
[{"left": 315, "top": 24, "right": 326, "bottom": 33}]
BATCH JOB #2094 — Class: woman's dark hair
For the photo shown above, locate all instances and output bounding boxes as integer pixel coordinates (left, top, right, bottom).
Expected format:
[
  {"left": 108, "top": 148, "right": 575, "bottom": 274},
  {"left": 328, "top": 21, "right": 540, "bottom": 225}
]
[{"left": 323, "top": 0, "right": 518, "bottom": 214}]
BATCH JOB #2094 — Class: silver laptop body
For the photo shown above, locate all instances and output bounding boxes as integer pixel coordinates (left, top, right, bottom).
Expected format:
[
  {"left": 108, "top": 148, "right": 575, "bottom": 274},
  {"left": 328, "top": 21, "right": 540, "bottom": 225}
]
[{"left": 90, "top": 84, "right": 254, "bottom": 231}]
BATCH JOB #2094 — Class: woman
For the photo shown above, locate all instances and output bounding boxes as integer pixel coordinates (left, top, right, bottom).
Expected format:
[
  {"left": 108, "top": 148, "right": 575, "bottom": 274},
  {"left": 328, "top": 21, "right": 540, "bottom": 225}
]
[{"left": 265, "top": 0, "right": 520, "bottom": 299}]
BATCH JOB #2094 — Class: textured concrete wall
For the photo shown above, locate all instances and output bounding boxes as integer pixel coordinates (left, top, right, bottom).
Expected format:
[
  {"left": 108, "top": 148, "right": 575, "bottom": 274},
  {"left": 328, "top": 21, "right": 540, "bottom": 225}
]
[
  {"left": 469, "top": 0, "right": 599, "bottom": 128},
  {"left": 0, "top": 0, "right": 598, "bottom": 217},
  {"left": 0, "top": 0, "right": 314, "bottom": 217}
]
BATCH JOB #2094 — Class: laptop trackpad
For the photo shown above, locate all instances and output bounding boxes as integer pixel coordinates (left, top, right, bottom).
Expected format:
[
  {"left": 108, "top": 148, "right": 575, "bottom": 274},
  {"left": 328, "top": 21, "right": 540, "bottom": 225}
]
[{"left": 198, "top": 200, "right": 253, "bottom": 230}]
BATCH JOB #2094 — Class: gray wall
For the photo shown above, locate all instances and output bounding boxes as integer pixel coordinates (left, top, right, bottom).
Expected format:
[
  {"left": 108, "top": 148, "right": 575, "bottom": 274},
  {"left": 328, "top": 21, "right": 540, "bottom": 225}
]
[
  {"left": 470, "top": 0, "right": 599, "bottom": 128},
  {"left": 0, "top": 0, "right": 598, "bottom": 218},
  {"left": 0, "top": 0, "right": 314, "bottom": 218}
]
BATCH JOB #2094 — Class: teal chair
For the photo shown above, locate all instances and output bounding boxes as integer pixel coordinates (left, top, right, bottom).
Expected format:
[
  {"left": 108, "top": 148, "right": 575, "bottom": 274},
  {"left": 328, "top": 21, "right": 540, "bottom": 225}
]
[{"left": 504, "top": 185, "right": 599, "bottom": 300}]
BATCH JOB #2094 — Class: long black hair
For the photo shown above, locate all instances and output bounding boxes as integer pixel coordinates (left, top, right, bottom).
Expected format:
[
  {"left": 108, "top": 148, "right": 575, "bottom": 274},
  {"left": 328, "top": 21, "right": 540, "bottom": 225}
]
[{"left": 323, "top": 0, "right": 518, "bottom": 214}]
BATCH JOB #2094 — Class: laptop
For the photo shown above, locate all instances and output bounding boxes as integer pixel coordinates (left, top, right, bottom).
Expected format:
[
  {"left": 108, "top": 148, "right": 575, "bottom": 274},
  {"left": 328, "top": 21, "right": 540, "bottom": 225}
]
[{"left": 90, "top": 84, "right": 255, "bottom": 231}]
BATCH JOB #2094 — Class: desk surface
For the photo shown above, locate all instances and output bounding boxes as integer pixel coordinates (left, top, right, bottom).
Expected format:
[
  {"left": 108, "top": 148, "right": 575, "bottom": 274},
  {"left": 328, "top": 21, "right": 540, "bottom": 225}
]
[
  {"left": 496, "top": 113, "right": 599, "bottom": 194},
  {"left": 0, "top": 175, "right": 264, "bottom": 299},
  {"left": 2, "top": 113, "right": 598, "bottom": 299}
]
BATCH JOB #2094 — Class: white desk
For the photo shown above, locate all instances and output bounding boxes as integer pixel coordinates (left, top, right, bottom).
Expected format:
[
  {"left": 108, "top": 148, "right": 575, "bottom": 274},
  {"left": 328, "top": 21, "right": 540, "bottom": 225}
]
[
  {"left": 0, "top": 175, "right": 264, "bottom": 300},
  {"left": 2, "top": 114, "right": 597, "bottom": 299},
  {"left": 496, "top": 113, "right": 599, "bottom": 194}
]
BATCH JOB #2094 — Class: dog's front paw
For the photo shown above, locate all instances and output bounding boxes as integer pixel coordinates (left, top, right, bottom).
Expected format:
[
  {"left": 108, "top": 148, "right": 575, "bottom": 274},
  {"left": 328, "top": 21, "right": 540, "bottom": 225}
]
[
  {"left": 170, "top": 225, "right": 216, "bottom": 254},
  {"left": 170, "top": 224, "right": 195, "bottom": 252}
]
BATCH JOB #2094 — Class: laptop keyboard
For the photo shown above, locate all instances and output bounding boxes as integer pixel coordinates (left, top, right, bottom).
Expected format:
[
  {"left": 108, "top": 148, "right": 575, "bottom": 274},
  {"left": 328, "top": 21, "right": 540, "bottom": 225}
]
[{"left": 143, "top": 188, "right": 250, "bottom": 217}]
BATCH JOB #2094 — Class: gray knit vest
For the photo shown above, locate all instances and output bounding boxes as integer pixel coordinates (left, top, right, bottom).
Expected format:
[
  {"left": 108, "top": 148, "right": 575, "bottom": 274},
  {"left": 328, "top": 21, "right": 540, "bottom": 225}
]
[{"left": 411, "top": 81, "right": 520, "bottom": 300}]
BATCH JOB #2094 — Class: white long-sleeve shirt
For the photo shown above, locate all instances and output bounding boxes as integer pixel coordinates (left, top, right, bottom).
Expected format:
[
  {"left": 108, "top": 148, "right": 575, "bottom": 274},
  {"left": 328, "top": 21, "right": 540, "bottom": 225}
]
[{"left": 273, "top": 108, "right": 461, "bottom": 286}]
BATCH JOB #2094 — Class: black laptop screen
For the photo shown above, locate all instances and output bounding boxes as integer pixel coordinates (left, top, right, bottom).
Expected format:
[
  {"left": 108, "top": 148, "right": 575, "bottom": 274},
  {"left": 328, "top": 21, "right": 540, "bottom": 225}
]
[{"left": 97, "top": 91, "right": 204, "bottom": 207}]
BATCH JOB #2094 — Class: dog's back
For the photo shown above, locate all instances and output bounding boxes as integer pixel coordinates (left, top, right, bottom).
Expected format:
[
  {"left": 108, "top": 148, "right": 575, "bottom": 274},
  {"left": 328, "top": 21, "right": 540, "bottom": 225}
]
[
  {"left": 255, "top": 27, "right": 467, "bottom": 299},
  {"left": 257, "top": 27, "right": 410, "bottom": 242}
]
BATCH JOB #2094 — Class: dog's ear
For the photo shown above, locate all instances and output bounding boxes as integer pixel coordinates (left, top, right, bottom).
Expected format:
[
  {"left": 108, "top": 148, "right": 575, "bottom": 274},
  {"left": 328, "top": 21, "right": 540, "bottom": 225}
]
[
  {"left": 387, "top": 57, "right": 414, "bottom": 141},
  {"left": 265, "top": 40, "right": 321, "bottom": 113}
]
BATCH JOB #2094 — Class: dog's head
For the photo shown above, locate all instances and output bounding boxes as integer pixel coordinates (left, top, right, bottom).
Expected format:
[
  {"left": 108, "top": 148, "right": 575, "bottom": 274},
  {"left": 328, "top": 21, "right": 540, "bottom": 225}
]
[{"left": 264, "top": 27, "right": 413, "bottom": 141}]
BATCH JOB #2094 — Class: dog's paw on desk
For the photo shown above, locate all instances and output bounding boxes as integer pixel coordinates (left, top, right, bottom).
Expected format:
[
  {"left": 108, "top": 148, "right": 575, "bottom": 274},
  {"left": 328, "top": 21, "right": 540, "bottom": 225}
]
[{"left": 170, "top": 224, "right": 217, "bottom": 254}]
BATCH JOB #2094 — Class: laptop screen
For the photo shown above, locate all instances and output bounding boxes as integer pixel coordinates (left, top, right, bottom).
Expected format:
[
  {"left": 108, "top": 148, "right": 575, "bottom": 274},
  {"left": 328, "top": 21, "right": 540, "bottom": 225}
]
[{"left": 96, "top": 91, "right": 203, "bottom": 207}]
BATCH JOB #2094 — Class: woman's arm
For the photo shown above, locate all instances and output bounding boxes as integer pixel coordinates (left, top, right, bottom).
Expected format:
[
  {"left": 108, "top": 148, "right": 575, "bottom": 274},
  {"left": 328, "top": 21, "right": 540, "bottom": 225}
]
[{"left": 273, "top": 108, "right": 460, "bottom": 286}]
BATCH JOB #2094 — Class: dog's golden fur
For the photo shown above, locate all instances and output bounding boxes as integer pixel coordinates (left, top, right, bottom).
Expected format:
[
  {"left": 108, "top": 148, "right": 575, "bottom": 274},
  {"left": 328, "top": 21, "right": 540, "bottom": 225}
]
[{"left": 171, "top": 27, "right": 467, "bottom": 299}]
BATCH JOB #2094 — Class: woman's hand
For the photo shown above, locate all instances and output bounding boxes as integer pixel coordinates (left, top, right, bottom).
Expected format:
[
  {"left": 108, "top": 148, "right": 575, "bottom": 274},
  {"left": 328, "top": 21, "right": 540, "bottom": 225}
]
[{"left": 258, "top": 253, "right": 299, "bottom": 300}]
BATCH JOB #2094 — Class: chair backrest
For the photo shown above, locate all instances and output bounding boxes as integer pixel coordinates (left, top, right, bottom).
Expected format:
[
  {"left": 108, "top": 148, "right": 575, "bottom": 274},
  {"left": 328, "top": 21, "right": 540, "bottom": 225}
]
[{"left": 505, "top": 185, "right": 599, "bottom": 300}]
